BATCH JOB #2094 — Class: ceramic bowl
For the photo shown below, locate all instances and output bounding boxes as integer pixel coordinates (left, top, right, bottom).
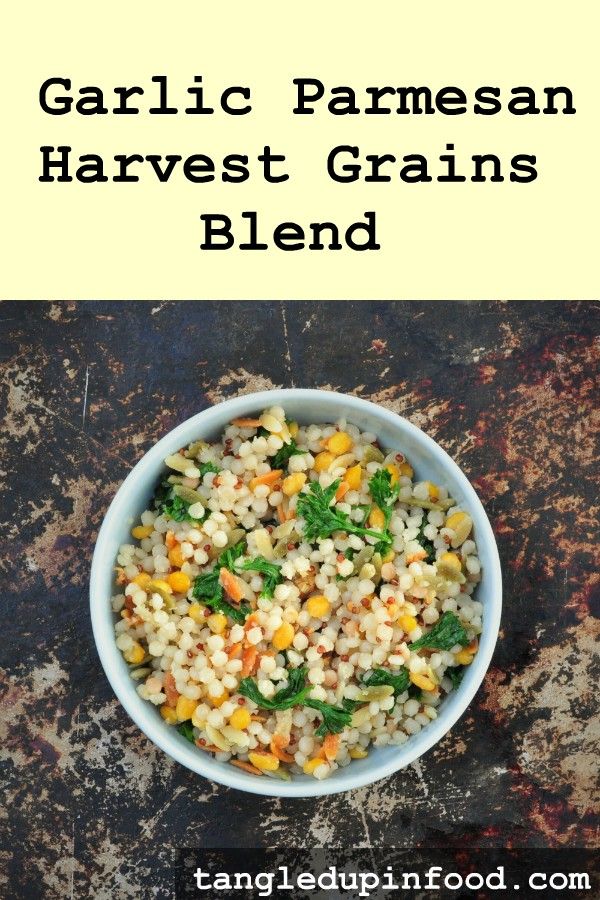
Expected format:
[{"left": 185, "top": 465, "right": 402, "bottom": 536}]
[{"left": 90, "top": 389, "right": 502, "bottom": 797}]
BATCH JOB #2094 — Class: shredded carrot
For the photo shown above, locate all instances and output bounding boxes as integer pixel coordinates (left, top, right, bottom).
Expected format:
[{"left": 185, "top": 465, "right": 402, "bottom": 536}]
[
  {"left": 227, "top": 642, "right": 243, "bottom": 660},
  {"left": 165, "top": 530, "right": 177, "bottom": 549},
  {"left": 335, "top": 481, "right": 350, "bottom": 501},
  {"left": 467, "top": 638, "right": 479, "bottom": 653},
  {"left": 270, "top": 744, "right": 294, "bottom": 763},
  {"left": 231, "top": 417, "right": 262, "bottom": 428},
  {"left": 276, "top": 503, "right": 288, "bottom": 523},
  {"left": 230, "top": 759, "right": 263, "bottom": 776},
  {"left": 322, "top": 733, "right": 340, "bottom": 760},
  {"left": 163, "top": 672, "right": 179, "bottom": 708},
  {"left": 241, "top": 646, "right": 258, "bottom": 676},
  {"left": 249, "top": 469, "right": 283, "bottom": 491},
  {"left": 270, "top": 734, "right": 294, "bottom": 763},
  {"left": 250, "top": 714, "right": 266, "bottom": 723},
  {"left": 243, "top": 613, "right": 259, "bottom": 631},
  {"left": 219, "top": 567, "right": 244, "bottom": 602},
  {"left": 196, "top": 742, "right": 221, "bottom": 753}
]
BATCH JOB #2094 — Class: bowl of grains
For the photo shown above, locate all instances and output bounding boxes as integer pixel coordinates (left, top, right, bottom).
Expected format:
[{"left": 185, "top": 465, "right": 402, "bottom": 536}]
[{"left": 90, "top": 389, "right": 502, "bottom": 796}]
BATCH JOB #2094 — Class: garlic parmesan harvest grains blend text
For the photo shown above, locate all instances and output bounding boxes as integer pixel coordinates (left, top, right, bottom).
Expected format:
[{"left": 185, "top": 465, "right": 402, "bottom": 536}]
[{"left": 112, "top": 407, "right": 482, "bottom": 781}]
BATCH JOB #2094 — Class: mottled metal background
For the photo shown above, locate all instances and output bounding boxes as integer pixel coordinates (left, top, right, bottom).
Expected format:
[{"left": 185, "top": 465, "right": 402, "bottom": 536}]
[{"left": 1, "top": 301, "right": 598, "bottom": 899}]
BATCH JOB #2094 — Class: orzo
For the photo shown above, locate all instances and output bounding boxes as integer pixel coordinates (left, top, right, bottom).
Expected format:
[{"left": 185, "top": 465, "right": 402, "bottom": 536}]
[{"left": 112, "top": 406, "right": 482, "bottom": 781}]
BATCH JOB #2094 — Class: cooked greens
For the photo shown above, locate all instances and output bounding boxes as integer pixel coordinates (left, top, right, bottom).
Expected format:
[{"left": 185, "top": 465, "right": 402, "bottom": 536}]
[
  {"left": 410, "top": 611, "right": 469, "bottom": 651},
  {"left": 297, "top": 480, "right": 386, "bottom": 544},
  {"left": 272, "top": 437, "right": 304, "bottom": 470},
  {"left": 198, "top": 461, "right": 221, "bottom": 478},
  {"left": 219, "top": 541, "right": 246, "bottom": 571},
  {"left": 239, "top": 668, "right": 353, "bottom": 737},
  {"left": 177, "top": 721, "right": 195, "bottom": 743},
  {"left": 153, "top": 477, "right": 205, "bottom": 523},
  {"left": 367, "top": 468, "right": 399, "bottom": 553},
  {"left": 239, "top": 556, "right": 283, "bottom": 598},
  {"left": 192, "top": 542, "right": 250, "bottom": 624},
  {"left": 368, "top": 468, "right": 400, "bottom": 521},
  {"left": 238, "top": 666, "right": 310, "bottom": 711},
  {"left": 309, "top": 699, "right": 354, "bottom": 738},
  {"left": 192, "top": 575, "right": 250, "bottom": 625},
  {"left": 362, "top": 667, "right": 410, "bottom": 697},
  {"left": 416, "top": 521, "right": 436, "bottom": 564},
  {"left": 448, "top": 666, "right": 465, "bottom": 690}
]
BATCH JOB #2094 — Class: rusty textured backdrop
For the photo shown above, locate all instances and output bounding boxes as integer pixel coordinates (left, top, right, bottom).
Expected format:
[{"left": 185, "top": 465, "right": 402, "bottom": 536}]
[{"left": 1, "top": 301, "right": 598, "bottom": 898}]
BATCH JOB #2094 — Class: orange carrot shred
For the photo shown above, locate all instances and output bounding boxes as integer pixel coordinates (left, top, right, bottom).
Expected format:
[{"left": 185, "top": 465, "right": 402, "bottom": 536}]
[
  {"left": 241, "top": 646, "right": 258, "bottom": 676},
  {"left": 196, "top": 742, "right": 221, "bottom": 753},
  {"left": 249, "top": 470, "right": 283, "bottom": 491},
  {"left": 322, "top": 733, "right": 340, "bottom": 760},
  {"left": 230, "top": 759, "right": 263, "bottom": 775},
  {"left": 270, "top": 735, "right": 294, "bottom": 763},
  {"left": 227, "top": 642, "right": 243, "bottom": 660},
  {"left": 335, "top": 481, "right": 350, "bottom": 501},
  {"left": 243, "top": 614, "right": 259, "bottom": 631},
  {"left": 231, "top": 417, "right": 262, "bottom": 428},
  {"left": 219, "top": 567, "right": 244, "bottom": 603},
  {"left": 163, "top": 672, "right": 179, "bottom": 708}
]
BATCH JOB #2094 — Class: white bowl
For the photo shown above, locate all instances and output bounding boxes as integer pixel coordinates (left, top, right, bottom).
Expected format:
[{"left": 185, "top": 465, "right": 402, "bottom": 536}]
[{"left": 90, "top": 389, "right": 502, "bottom": 797}]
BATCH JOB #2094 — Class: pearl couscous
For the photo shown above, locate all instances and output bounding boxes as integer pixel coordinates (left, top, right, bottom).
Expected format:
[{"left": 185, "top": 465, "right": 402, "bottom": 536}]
[{"left": 112, "top": 407, "right": 482, "bottom": 781}]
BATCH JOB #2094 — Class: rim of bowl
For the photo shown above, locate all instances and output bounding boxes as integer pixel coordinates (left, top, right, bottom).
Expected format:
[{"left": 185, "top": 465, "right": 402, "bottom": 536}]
[{"left": 90, "top": 388, "right": 502, "bottom": 797}]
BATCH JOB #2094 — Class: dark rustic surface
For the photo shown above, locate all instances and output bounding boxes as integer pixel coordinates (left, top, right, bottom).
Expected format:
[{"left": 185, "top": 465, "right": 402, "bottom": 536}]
[{"left": 1, "top": 301, "right": 598, "bottom": 899}]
